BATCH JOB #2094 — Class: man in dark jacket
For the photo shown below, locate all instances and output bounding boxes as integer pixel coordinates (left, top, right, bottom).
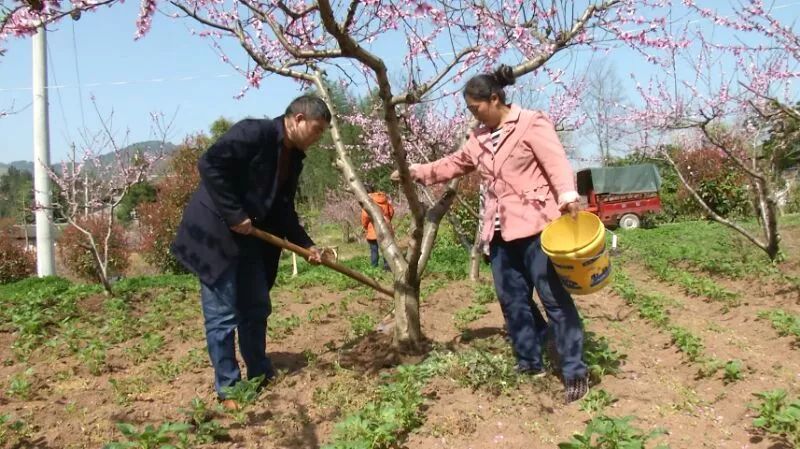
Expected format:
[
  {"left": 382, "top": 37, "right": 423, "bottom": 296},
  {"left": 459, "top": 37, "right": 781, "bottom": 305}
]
[{"left": 171, "top": 95, "right": 330, "bottom": 409}]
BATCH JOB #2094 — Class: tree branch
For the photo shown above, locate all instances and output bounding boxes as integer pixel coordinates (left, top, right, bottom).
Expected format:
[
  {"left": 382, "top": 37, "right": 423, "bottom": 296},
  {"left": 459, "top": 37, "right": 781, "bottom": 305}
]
[
  {"left": 316, "top": 0, "right": 427, "bottom": 273},
  {"left": 390, "top": 46, "right": 477, "bottom": 105},
  {"left": 170, "top": 1, "right": 235, "bottom": 33},
  {"left": 514, "top": 0, "right": 620, "bottom": 77},
  {"left": 311, "top": 71, "right": 408, "bottom": 273},
  {"left": 343, "top": 0, "right": 360, "bottom": 32},
  {"left": 238, "top": 0, "right": 343, "bottom": 59},
  {"left": 275, "top": 0, "right": 318, "bottom": 20},
  {"left": 697, "top": 115, "right": 766, "bottom": 183},
  {"left": 662, "top": 149, "right": 768, "bottom": 253}
]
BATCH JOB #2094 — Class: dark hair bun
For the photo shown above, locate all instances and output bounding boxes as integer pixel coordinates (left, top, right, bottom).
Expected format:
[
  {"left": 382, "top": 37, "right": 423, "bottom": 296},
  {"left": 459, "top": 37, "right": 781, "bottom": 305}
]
[{"left": 493, "top": 65, "right": 516, "bottom": 88}]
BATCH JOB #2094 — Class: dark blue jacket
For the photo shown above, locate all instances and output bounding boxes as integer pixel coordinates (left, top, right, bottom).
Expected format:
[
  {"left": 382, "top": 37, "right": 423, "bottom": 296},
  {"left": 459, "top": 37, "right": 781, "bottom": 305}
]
[{"left": 170, "top": 116, "right": 314, "bottom": 285}]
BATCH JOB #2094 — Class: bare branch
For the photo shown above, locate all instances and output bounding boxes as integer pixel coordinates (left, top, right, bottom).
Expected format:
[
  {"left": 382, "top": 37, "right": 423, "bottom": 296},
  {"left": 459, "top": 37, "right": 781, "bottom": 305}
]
[
  {"left": 238, "top": 0, "right": 343, "bottom": 59},
  {"left": 315, "top": 0, "right": 386, "bottom": 73},
  {"left": 170, "top": 1, "right": 235, "bottom": 33},
  {"left": 514, "top": 0, "right": 620, "bottom": 77},
  {"left": 697, "top": 115, "right": 766, "bottom": 182},
  {"left": 741, "top": 82, "right": 800, "bottom": 122},
  {"left": 275, "top": 0, "right": 318, "bottom": 20},
  {"left": 343, "top": 0, "right": 360, "bottom": 32},
  {"left": 229, "top": 21, "right": 315, "bottom": 81},
  {"left": 390, "top": 46, "right": 477, "bottom": 105}
]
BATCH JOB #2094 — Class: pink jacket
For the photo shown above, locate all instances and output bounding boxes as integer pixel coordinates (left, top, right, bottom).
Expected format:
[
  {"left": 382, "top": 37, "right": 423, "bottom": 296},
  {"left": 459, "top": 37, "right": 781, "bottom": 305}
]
[{"left": 412, "top": 105, "right": 578, "bottom": 244}]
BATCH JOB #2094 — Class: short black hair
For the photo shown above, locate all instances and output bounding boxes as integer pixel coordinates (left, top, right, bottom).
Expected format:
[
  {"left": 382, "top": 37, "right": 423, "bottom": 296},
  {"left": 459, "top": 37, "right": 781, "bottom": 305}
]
[
  {"left": 285, "top": 95, "right": 332, "bottom": 123},
  {"left": 463, "top": 64, "right": 516, "bottom": 103}
]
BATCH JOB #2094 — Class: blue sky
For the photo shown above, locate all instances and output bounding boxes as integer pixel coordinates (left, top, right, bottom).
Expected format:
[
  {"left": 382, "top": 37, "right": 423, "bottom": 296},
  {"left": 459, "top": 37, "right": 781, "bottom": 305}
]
[
  {"left": 0, "top": 1, "right": 307, "bottom": 163},
  {"left": 1, "top": 1, "right": 798, "bottom": 165}
]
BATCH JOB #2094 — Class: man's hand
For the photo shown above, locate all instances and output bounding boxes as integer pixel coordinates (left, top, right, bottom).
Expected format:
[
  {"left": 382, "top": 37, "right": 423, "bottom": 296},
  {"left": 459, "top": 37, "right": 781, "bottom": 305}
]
[
  {"left": 231, "top": 218, "right": 253, "bottom": 235},
  {"left": 307, "top": 246, "right": 323, "bottom": 265},
  {"left": 560, "top": 201, "right": 580, "bottom": 219}
]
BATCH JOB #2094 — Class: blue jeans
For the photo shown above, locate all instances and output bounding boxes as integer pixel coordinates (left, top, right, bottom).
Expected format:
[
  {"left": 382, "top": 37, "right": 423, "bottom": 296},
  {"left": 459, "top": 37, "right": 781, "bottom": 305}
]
[
  {"left": 200, "top": 243, "right": 279, "bottom": 398},
  {"left": 490, "top": 232, "right": 587, "bottom": 380},
  {"left": 368, "top": 239, "right": 389, "bottom": 270}
]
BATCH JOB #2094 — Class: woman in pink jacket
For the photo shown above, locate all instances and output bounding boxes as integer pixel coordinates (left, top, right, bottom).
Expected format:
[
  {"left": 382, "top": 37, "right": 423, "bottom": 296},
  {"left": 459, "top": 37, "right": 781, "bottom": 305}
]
[{"left": 406, "top": 65, "right": 588, "bottom": 403}]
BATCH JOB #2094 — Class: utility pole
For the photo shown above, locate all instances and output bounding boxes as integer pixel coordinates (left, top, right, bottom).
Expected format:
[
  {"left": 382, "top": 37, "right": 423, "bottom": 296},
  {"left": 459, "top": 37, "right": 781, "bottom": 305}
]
[{"left": 32, "top": 25, "right": 56, "bottom": 276}]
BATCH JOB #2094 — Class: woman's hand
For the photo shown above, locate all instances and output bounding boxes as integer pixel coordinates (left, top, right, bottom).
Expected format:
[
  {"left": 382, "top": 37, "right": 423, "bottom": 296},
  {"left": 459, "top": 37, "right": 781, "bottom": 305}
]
[
  {"left": 390, "top": 164, "right": 419, "bottom": 182},
  {"left": 561, "top": 201, "right": 580, "bottom": 219}
]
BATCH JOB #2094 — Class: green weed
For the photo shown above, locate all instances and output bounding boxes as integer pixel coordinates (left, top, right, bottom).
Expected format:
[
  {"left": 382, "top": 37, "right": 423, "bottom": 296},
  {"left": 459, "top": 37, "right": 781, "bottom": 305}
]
[
  {"left": 669, "top": 327, "right": 704, "bottom": 362},
  {"left": 271, "top": 314, "right": 302, "bottom": 340},
  {"left": 584, "top": 331, "right": 625, "bottom": 381},
  {"left": 348, "top": 313, "right": 376, "bottom": 339},
  {"left": 473, "top": 283, "right": 496, "bottom": 305},
  {"left": 154, "top": 360, "right": 182, "bottom": 383},
  {"left": 558, "top": 415, "right": 669, "bottom": 449},
  {"left": 307, "top": 303, "right": 333, "bottom": 324},
  {"left": 759, "top": 309, "right": 800, "bottom": 344},
  {"left": 6, "top": 368, "right": 34, "bottom": 400},
  {"left": 127, "top": 333, "right": 165, "bottom": 365},
  {"left": 109, "top": 377, "right": 150, "bottom": 406},
  {"left": 77, "top": 338, "right": 109, "bottom": 375},
  {"left": 453, "top": 304, "right": 488, "bottom": 331},
  {"left": 181, "top": 398, "right": 228, "bottom": 444},
  {"left": 751, "top": 389, "right": 800, "bottom": 447},
  {"left": 103, "top": 422, "right": 192, "bottom": 449},
  {"left": 722, "top": 360, "right": 744, "bottom": 384},
  {"left": 323, "top": 363, "right": 434, "bottom": 449},
  {"left": 220, "top": 375, "right": 265, "bottom": 424},
  {"left": 579, "top": 389, "right": 617, "bottom": 415}
]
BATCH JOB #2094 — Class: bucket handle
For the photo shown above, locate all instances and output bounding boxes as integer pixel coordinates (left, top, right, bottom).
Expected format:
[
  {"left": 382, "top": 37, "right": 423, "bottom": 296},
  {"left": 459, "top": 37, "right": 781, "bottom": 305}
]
[
  {"left": 549, "top": 227, "right": 618, "bottom": 262},
  {"left": 606, "top": 227, "right": 618, "bottom": 251}
]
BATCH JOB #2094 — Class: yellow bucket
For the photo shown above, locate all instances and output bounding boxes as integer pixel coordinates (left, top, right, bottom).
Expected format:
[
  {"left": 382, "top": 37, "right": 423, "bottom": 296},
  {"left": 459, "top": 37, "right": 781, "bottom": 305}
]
[{"left": 541, "top": 211, "right": 611, "bottom": 295}]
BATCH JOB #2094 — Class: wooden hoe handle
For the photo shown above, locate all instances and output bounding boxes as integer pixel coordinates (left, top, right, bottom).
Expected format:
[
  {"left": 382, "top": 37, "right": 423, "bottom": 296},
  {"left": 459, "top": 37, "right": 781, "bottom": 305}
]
[{"left": 249, "top": 228, "right": 395, "bottom": 299}]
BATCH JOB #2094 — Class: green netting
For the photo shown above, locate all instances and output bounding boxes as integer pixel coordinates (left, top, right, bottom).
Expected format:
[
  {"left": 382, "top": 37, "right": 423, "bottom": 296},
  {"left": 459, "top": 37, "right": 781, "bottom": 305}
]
[{"left": 576, "top": 164, "right": 661, "bottom": 195}]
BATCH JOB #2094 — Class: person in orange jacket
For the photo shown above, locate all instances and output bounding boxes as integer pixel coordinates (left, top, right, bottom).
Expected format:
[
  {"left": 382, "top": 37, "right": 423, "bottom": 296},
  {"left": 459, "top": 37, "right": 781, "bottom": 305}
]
[{"left": 361, "top": 184, "right": 394, "bottom": 270}]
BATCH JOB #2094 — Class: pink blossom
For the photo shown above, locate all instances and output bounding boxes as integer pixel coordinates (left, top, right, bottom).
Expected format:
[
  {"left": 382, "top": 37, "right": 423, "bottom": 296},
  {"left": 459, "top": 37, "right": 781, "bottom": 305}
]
[{"left": 135, "top": 0, "right": 157, "bottom": 39}]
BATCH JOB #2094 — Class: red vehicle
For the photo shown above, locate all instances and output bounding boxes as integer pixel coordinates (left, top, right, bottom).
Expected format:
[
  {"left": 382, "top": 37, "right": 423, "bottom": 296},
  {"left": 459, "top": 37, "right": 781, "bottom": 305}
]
[{"left": 576, "top": 164, "right": 662, "bottom": 229}]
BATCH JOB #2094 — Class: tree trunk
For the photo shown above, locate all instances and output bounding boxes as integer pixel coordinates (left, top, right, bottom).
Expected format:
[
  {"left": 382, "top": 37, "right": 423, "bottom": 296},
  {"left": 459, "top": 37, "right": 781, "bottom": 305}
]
[
  {"left": 469, "top": 225, "right": 482, "bottom": 282},
  {"left": 754, "top": 178, "right": 781, "bottom": 260},
  {"left": 392, "top": 272, "right": 422, "bottom": 351},
  {"left": 90, "top": 246, "right": 113, "bottom": 295}
]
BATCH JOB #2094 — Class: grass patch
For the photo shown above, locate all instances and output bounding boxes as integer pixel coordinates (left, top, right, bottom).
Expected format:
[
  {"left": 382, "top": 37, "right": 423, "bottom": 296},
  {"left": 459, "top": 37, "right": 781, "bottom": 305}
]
[
  {"left": 758, "top": 309, "right": 800, "bottom": 345},
  {"left": 323, "top": 361, "right": 438, "bottom": 449},
  {"left": 453, "top": 304, "right": 488, "bottom": 331},
  {"left": 0, "top": 277, "right": 100, "bottom": 357}
]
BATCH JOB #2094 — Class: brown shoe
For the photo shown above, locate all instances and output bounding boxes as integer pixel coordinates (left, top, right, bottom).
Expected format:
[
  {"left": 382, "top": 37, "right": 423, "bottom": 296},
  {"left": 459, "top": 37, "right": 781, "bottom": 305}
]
[{"left": 221, "top": 399, "right": 240, "bottom": 411}]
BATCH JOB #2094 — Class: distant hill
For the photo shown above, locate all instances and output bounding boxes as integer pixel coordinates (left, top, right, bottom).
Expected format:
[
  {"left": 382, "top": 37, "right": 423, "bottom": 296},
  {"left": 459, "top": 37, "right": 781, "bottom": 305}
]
[
  {"left": 0, "top": 140, "right": 178, "bottom": 176},
  {"left": 0, "top": 160, "right": 34, "bottom": 176}
]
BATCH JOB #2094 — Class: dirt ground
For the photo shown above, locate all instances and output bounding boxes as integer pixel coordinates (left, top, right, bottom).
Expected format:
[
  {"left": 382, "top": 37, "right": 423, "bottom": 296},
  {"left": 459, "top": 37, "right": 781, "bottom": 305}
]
[{"left": 2, "top": 230, "right": 800, "bottom": 449}]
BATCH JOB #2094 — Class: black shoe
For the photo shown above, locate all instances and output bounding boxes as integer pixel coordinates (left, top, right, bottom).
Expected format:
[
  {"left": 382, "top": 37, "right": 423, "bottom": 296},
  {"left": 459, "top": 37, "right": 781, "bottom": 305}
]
[
  {"left": 516, "top": 364, "right": 547, "bottom": 378},
  {"left": 564, "top": 376, "right": 589, "bottom": 403}
]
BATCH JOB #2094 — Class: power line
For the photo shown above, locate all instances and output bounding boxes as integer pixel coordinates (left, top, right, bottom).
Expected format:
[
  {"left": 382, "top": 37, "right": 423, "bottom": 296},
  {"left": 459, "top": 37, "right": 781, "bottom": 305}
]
[
  {"left": 46, "top": 32, "right": 75, "bottom": 144},
  {"left": 71, "top": 20, "right": 86, "bottom": 130},
  {"left": 0, "top": 73, "right": 236, "bottom": 92}
]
